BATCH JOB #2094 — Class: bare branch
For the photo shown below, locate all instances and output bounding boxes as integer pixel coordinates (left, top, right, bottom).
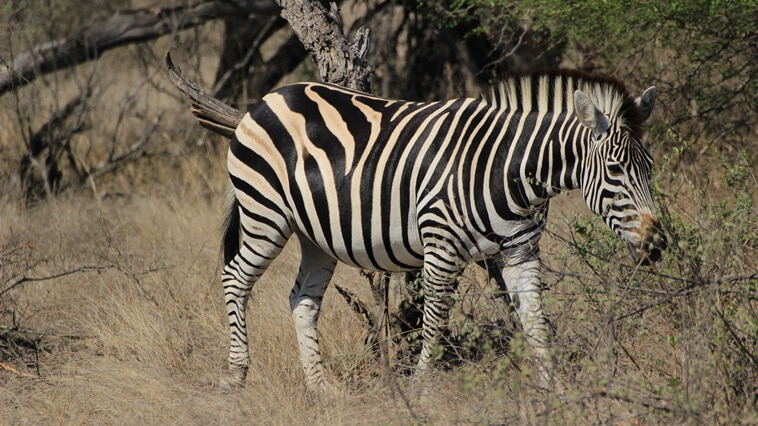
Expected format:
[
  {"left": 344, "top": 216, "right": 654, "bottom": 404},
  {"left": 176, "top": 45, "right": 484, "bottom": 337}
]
[
  {"left": 0, "top": 0, "right": 280, "bottom": 97},
  {"left": 88, "top": 115, "right": 161, "bottom": 181},
  {"left": 26, "top": 88, "right": 91, "bottom": 158},
  {"left": 714, "top": 304, "right": 758, "bottom": 368},
  {"left": 333, "top": 283, "right": 376, "bottom": 330},
  {"left": 1, "top": 262, "right": 172, "bottom": 301},
  {"left": 17, "top": 88, "right": 93, "bottom": 199},
  {"left": 166, "top": 53, "right": 244, "bottom": 138},
  {"left": 166, "top": 28, "right": 310, "bottom": 135},
  {"left": 0, "top": 361, "right": 38, "bottom": 378},
  {"left": 1, "top": 265, "right": 112, "bottom": 297},
  {"left": 166, "top": 1, "right": 376, "bottom": 138},
  {"left": 713, "top": 271, "right": 758, "bottom": 284},
  {"left": 211, "top": 16, "right": 283, "bottom": 100}
]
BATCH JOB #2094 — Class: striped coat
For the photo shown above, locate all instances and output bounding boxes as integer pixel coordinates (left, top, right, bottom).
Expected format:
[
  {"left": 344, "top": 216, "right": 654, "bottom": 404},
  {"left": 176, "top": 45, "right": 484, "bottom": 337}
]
[{"left": 215, "top": 70, "right": 666, "bottom": 392}]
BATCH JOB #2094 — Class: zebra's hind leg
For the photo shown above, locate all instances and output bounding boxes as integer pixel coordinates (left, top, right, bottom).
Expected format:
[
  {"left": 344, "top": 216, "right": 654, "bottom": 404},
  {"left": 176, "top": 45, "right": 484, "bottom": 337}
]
[
  {"left": 415, "top": 258, "right": 460, "bottom": 375},
  {"left": 220, "top": 233, "right": 287, "bottom": 390},
  {"left": 290, "top": 235, "right": 339, "bottom": 394}
]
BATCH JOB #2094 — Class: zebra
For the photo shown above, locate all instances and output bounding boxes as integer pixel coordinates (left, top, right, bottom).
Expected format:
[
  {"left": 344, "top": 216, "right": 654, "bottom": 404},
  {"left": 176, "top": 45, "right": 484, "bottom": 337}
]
[{"left": 172, "top": 63, "right": 667, "bottom": 392}]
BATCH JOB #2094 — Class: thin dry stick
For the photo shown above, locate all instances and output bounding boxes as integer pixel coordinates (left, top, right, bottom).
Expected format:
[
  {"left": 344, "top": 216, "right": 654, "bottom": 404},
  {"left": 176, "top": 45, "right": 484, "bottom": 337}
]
[
  {"left": 714, "top": 304, "right": 758, "bottom": 368},
  {"left": 0, "top": 361, "right": 39, "bottom": 378},
  {"left": 1, "top": 263, "right": 171, "bottom": 298},
  {"left": 372, "top": 273, "right": 417, "bottom": 420},
  {"left": 1, "top": 265, "right": 111, "bottom": 297}
]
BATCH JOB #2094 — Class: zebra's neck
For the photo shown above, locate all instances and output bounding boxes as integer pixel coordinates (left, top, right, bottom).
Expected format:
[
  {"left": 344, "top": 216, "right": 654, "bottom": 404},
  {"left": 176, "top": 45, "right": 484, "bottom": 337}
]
[
  {"left": 482, "top": 71, "right": 638, "bottom": 205},
  {"left": 491, "top": 108, "right": 587, "bottom": 210}
]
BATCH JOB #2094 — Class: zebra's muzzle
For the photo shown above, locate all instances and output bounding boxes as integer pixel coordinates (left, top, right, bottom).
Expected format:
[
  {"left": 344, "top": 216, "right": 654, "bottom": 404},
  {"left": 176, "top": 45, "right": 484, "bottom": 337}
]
[{"left": 629, "top": 215, "right": 667, "bottom": 265}]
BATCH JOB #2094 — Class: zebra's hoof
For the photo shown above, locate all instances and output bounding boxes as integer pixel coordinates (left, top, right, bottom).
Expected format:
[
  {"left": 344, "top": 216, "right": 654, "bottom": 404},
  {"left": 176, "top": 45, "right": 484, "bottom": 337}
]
[
  {"left": 218, "top": 367, "right": 247, "bottom": 393},
  {"left": 219, "top": 364, "right": 249, "bottom": 392},
  {"left": 218, "top": 377, "right": 244, "bottom": 393},
  {"left": 305, "top": 380, "right": 343, "bottom": 399}
]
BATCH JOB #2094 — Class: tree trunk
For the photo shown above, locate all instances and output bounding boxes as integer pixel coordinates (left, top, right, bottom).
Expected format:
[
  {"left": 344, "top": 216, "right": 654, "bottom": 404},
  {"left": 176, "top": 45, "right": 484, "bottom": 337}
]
[{"left": 275, "top": 0, "right": 372, "bottom": 92}]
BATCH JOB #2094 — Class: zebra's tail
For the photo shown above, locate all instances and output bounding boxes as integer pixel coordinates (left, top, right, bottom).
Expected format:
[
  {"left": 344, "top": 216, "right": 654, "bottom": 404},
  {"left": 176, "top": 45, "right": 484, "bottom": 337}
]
[
  {"left": 165, "top": 52, "right": 245, "bottom": 138},
  {"left": 222, "top": 194, "right": 241, "bottom": 265}
]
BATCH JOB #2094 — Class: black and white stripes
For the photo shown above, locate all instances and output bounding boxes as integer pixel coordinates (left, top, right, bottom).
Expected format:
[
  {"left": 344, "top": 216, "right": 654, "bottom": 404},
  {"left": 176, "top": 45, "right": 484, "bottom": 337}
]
[{"left": 217, "top": 70, "right": 667, "bottom": 392}]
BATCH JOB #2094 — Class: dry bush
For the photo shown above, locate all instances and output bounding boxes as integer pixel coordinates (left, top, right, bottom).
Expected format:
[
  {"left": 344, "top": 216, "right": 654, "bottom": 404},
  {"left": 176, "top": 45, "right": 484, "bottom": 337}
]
[{"left": 0, "top": 0, "right": 227, "bottom": 204}]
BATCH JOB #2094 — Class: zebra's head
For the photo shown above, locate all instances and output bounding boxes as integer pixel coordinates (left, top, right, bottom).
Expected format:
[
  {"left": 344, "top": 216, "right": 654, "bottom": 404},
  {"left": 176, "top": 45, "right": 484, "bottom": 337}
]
[{"left": 573, "top": 86, "right": 667, "bottom": 265}]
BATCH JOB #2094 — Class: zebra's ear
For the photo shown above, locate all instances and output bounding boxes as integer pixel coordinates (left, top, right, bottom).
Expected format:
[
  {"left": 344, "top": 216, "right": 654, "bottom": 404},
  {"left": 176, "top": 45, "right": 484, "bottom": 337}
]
[
  {"left": 636, "top": 86, "right": 656, "bottom": 122},
  {"left": 574, "top": 90, "right": 610, "bottom": 140}
]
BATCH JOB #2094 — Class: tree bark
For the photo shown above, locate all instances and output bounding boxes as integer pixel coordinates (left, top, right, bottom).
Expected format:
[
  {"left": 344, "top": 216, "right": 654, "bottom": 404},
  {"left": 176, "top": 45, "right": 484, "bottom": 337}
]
[
  {"left": 275, "top": 0, "right": 373, "bottom": 92},
  {"left": 166, "top": 53, "right": 244, "bottom": 138},
  {"left": 167, "top": 1, "right": 375, "bottom": 134},
  {"left": 0, "top": 0, "right": 280, "bottom": 97}
]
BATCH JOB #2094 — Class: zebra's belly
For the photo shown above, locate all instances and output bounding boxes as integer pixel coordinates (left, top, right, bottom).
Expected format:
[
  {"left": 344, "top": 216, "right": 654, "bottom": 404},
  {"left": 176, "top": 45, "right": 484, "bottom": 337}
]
[
  {"left": 297, "top": 225, "right": 425, "bottom": 273},
  {"left": 295, "top": 215, "right": 543, "bottom": 273}
]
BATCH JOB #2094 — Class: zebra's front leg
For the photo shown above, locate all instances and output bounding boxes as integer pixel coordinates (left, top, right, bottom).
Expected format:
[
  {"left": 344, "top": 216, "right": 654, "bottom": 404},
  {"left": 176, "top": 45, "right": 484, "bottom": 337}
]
[
  {"left": 290, "top": 236, "right": 339, "bottom": 394},
  {"left": 500, "top": 256, "right": 554, "bottom": 388}
]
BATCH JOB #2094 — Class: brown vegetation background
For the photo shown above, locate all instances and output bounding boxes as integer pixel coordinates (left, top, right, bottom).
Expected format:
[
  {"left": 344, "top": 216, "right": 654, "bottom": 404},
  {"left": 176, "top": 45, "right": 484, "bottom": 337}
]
[{"left": 2, "top": 1, "right": 757, "bottom": 423}]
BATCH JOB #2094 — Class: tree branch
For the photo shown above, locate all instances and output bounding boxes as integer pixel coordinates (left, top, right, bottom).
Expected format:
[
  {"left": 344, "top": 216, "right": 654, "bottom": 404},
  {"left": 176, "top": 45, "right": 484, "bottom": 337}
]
[
  {"left": 215, "top": 27, "right": 308, "bottom": 102},
  {"left": 1, "top": 265, "right": 112, "bottom": 297},
  {"left": 333, "top": 283, "right": 376, "bottom": 330},
  {"left": 166, "top": 53, "right": 244, "bottom": 138},
  {"left": 18, "top": 88, "right": 93, "bottom": 199},
  {"left": 0, "top": 0, "right": 280, "bottom": 97},
  {"left": 275, "top": 0, "right": 373, "bottom": 91}
]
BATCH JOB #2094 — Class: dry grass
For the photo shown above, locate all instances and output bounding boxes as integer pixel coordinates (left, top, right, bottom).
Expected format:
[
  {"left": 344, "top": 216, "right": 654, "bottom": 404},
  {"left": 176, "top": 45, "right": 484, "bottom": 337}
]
[
  {"left": 0, "top": 152, "right": 618, "bottom": 424},
  {"left": 0, "top": 154, "right": 550, "bottom": 424},
  {"left": 0, "top": 158, "right": 350, "bottom": 423},
  {"left": 5, "top": 158, "right": 754, "bottom": 424}
]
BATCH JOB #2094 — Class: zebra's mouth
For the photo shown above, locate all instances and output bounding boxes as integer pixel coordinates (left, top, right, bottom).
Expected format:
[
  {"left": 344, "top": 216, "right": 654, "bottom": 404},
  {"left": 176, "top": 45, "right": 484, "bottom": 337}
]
[{"left": 628, "top": 221, "right": 667, "bottom": 265}]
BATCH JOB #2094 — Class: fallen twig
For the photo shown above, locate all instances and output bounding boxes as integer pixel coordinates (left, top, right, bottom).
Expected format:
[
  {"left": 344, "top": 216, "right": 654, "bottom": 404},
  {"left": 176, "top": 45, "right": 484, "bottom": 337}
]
[{"left": 0, "top": 361, "right": 38, "bottom": 378}]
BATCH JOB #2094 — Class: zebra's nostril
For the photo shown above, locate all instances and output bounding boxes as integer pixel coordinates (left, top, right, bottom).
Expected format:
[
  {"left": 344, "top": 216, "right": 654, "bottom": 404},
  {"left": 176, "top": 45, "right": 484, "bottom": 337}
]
[
  {"left": 621, "top": 215, "right": 635, "bottom": 224},
  {"left": 658, "top": 233, "right": 668, "bottom": 251},
  {"left": 649, "top": 247, "right": 661, "bottom": 262}
]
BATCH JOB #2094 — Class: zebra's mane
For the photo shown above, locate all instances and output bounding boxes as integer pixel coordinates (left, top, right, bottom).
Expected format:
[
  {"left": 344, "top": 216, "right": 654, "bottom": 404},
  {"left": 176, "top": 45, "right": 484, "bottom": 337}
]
[{"left": 483, "top": 70, "right": 645, "bottom": 136}]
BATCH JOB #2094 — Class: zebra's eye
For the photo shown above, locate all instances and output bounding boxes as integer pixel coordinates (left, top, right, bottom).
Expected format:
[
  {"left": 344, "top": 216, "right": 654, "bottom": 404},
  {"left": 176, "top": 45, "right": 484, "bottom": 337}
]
[{"left": 608, "top": 163, "right": 624, "bottom": 178}]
